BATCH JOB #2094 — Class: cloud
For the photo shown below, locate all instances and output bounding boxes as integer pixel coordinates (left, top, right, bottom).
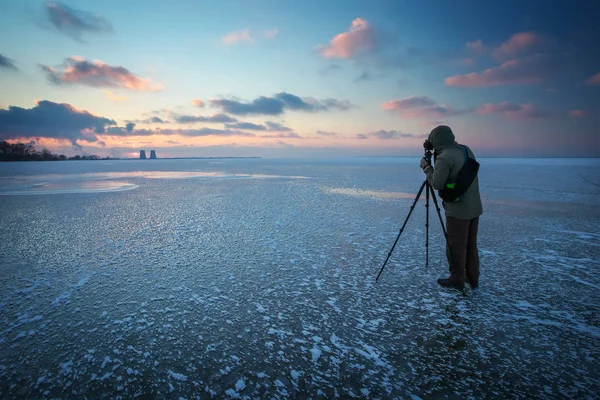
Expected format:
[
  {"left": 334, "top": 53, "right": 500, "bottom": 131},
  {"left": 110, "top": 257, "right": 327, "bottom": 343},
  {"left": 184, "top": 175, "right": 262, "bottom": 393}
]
[
  {"left": 381, "top": 96, "right": 468, "bottom": 119},
  {"left": 191, "top": 99, "right": 205, "bottom": 107},
  {"left": 475, "top": 102, "right": 552, "bottom": 119},
  {"left": 103, "top": 90, "right": 130, "bottom": 102},
  {"left": 569, "top": 110, "right": 584, "bottom": 117},
  {"left": 211, "top": 97, "right": 283, "bottom": 116},
  {"left": 45, "top": 1, "right": 113, "bottom": 41},
  {"left": 0, "top": 100, "right": 116, "bottom": 144},
  {"left": 382, "top": 96, "right": 436, "bottom": 110},
  {"left": 466, "top": 39, "right": 485, "bottom": 55},
  {"left": 210, "top": 92, "right": 353, "bottom": 116},
  {"left": 173, "top": 113, "right": 238, "bottom": 124},
  {"left": 225, "top": 122, "right": 267, "bottom": 131},
  {"left": 129, "top": 116, "right": 170, "bottom": 124},
  {"left": 222, "top": 29, "right": 253, "bottom": 45},
  {"left": 316, "top": 130, "right": 340, "bottom": 137},
  {"left": 317, "top": 18, "right": 458, "bottom": 70},
  {"left": 356, "top": 129, "right": 416, "bottom": 140},
  {"left": 259, "top": 132, "right": 302, "bottom": 139},
  {"left": 221, "top": 28, "right": 278, "bottom": 45},
  {"left": 264, "top": 121, "right": 291, "bottom": 131},
  {"left": 146, "top": 116, "right": 168, "bottom": 124},
  {"left": 491, "top": 32, "right": 549, "bottom": 59},
  {"left": 224, "top": 121, "right": 292, "bottom": 131},
  {"left": 587, "top": 72, "right": 600, "bottom": 85},
  {"left": 106, "top": 126, "right": 256, "bottom": 138},
  {"left": 125, "top": 122, "right": 135, "bottom": 132},
  {"left": 40, "top": 57, "right": 164, "bottom": 91},
  {"left": 0, "top": 54, "right": 18, "bottom": 70},
  {"left": 318, "top": 18, "right": 375, "bottom": 59},
  {"left": 444, "top": 54, "right": 553, "bottom": 87}
]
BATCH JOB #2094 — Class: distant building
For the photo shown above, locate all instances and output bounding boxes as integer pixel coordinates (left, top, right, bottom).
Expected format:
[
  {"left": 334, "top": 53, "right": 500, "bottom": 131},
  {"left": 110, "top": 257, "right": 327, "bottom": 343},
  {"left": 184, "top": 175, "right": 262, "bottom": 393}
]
[
  {"left": 149, "top": 150, "right": 157, "bottom": 159},
  {"left": 139, "top": 150, "right": 147, "bottom": 159}
]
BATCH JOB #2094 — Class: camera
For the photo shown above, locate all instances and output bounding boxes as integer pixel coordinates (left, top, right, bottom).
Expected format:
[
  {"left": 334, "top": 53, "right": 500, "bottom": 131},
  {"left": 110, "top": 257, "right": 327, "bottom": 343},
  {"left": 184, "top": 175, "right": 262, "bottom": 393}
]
[{"left": 423, "top": 139, "right": 434, "bottom": 151}]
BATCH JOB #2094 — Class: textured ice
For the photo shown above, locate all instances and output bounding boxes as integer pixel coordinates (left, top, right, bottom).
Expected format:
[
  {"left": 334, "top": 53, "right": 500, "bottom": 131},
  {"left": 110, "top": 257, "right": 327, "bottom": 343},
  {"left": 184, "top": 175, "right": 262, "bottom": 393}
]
[{"left": 0, "top": 157, "right": 599, "bottom": 398}]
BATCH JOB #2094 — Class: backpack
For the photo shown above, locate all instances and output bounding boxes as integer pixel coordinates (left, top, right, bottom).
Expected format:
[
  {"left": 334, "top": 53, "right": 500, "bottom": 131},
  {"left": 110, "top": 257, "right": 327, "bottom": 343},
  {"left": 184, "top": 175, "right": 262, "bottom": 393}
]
[{"left": 438, "top": 145, "right": 479, "bottom": 202}]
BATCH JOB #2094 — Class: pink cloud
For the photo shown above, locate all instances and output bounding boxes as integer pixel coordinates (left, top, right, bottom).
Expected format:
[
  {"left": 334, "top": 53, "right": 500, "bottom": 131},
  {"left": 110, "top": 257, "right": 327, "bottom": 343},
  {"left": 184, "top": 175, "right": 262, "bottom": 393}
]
[
  {"left": 569, "top": 110, "right": 584, "bottom": 117},
  {"left": 492, "top": 32, "right": 544, "bottom": 59},
  {"left": 222, "top": 29, "right": 253, "bottom": 45},
  {"left": 466, "top": 39, "right": 485, "bottom": 54},
  {"left": 476, "top": 102, "right": 552, "bottom": 120},
  {"left": 445, "top": 55, "right": 546, "bottom": 87},
  {"left": 318, "top": 18, "right": 375, "bottom": 59},
  {"left": 381, "top": 96, "right": 467, "bottom": 119},
  {"left": 41, "top": 57, "right": 163, "bottom": 91},
  {"left": 586, "top": 72, "right": 600, "bottom": 85},
  {"left": 381, "top": 95, "right": 436, "bottom": 110},
  {"left": 191, "top": 99, "right": 205, "bottom": 107}
]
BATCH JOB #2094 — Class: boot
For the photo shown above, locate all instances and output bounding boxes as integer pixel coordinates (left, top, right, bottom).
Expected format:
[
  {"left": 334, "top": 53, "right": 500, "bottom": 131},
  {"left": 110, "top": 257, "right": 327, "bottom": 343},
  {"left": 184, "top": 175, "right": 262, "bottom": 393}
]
[{"left": 437, "top": 278, "right": 465, "bottom": 290}]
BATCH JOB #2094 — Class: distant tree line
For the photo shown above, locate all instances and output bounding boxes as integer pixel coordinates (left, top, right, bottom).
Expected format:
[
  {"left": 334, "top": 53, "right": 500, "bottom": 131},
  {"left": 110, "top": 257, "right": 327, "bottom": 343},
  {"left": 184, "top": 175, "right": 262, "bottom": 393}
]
[{"left": 0, "top": 141, "right": 109, "bottom": 161}]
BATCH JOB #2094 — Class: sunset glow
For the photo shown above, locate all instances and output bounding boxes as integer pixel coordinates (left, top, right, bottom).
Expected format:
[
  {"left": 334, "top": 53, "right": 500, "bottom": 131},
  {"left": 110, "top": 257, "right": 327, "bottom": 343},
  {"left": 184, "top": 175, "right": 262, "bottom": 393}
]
[{"left": 0, "top": 0, "right": 598, "bottom": 158}]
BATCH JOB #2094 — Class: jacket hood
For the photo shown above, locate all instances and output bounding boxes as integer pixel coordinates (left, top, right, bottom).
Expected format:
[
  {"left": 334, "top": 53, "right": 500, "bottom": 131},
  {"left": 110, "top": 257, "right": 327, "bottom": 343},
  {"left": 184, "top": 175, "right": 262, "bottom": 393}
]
[{"left": 428, "top": 125, "right": 457, "bottom": 151}]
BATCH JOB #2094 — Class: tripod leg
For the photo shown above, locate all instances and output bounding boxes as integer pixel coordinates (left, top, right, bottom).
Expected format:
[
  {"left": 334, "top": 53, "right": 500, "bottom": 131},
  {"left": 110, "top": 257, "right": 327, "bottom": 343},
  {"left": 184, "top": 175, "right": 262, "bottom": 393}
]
[
  {"left": 430, "top": 187, "right": 447, "bottom": 239},
  {"left": 425, "top": 182, "right": 430, "bottom": 270},
  {"left": 376, "top": 180, "right": 427, "bottom": 281}
]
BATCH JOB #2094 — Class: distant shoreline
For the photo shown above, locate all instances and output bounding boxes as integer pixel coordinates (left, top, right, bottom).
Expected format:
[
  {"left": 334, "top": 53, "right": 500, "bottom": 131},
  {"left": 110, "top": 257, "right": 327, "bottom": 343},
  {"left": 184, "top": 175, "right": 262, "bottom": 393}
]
[{"left": 0, "top": 156, "right": 263, "bottom": 162}]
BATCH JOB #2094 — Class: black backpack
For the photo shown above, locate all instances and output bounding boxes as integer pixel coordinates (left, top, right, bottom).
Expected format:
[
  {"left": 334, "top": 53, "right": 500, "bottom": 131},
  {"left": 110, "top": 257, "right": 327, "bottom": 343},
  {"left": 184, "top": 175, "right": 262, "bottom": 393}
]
[{"left": 438, "top": 145, "right": 479, "bottom": 202}]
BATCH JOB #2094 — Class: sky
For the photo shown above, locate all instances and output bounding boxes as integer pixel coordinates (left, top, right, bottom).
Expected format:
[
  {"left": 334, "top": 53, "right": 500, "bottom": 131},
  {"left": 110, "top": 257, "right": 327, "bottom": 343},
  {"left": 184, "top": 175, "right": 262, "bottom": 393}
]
[{"left": 0, "top": 0, "right": 599, "bottom": 158}]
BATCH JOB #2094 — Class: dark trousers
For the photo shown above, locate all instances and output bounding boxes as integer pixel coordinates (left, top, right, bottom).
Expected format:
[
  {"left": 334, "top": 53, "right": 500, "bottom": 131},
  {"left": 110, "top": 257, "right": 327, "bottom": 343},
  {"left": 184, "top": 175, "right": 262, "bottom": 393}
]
[{"left": 446, "top": 216, "right": 480, "bottom": 285}]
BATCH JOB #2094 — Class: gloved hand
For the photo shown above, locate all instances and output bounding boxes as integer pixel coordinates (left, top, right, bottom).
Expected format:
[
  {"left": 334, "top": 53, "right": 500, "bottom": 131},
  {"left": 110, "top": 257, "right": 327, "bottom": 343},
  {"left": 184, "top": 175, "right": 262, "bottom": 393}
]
[{"left": 420, "top": 157, "right": 430, "bottom": 170}]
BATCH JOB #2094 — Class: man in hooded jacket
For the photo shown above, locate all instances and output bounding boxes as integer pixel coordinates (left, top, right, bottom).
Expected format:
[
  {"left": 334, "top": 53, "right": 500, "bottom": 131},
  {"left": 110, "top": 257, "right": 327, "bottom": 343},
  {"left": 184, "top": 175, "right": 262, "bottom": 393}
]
[{"left": 420, "top": 125, "right": 483, "bottom": 290}]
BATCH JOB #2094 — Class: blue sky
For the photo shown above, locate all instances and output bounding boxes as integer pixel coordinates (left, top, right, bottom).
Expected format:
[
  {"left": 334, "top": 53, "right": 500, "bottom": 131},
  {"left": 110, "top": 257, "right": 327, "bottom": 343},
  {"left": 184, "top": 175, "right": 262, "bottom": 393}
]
[{"left": 0, "top": 0, "right": 599, "bottom": 157}]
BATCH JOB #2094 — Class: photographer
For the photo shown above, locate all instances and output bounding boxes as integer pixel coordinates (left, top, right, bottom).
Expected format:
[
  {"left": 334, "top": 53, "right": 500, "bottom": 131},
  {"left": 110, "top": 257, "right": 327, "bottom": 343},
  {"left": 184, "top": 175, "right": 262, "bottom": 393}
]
[{"left": 420, "top": 125, "right": 483, "bottom": 290}]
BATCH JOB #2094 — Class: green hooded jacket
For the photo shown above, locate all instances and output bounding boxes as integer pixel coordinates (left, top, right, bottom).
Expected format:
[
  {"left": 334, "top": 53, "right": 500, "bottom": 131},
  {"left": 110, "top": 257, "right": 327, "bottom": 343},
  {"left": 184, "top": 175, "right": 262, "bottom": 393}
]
[{"left": 423, "top": 125, "right": 483, "bottom": 220}]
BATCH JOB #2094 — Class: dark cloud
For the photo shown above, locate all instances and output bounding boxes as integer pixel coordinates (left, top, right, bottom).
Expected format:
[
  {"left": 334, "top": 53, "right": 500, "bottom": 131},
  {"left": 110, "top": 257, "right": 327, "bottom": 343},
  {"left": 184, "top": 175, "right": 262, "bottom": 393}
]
[
  {"left": 225, "top": 122, "right": 267, "bottom": 131},
  {"left": 0, "top": 100, "right": 116, "bottom": 144},
  {"left": 0, "top": 54, "right": 18, "bottom": 70},
  {"left": 147, "top": 117, "right": 167, "bottom": 124},
  {"left": 174, "top": 113, "right": 238, "bottom": 124},
  {"left": 356, "top": 130, "right": 416, "bottom": 140},
  {"left": 125, "top": 122, "right": 135, "bottom": 132},
  {"left": 225, "top": 121, "right": 292, "bottom": 131},
  {"left": 210, "top": 97, "right": 284, "bottom": 116},
  {"left": 45, "top": 1, "right": 113, "bottom": 41},
  {"left": 264, "top": 121, "right": 292, "bottom": 131},
  {"left": 321, "top": 99, "right": 355, "bottom": 111},
  {"left": 210, "top": 92, "right": 354, "bottom": 116},
  {"left": 40, "top": 57, "right": 163, "bottom": 91}
]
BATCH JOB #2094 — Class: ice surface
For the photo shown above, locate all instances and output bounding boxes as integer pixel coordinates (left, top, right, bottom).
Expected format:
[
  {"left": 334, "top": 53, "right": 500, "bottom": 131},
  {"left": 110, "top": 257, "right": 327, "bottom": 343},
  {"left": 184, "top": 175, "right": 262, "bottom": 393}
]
[{"left": 0, "top": 157, "right": 599, "bottom": 398}]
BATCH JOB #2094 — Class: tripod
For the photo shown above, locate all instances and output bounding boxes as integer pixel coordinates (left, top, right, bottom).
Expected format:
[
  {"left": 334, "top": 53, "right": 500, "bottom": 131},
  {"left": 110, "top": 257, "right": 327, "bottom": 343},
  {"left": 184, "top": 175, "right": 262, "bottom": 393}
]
[{"left": 376, "top": 157, "right": 448, "bottom": 281}]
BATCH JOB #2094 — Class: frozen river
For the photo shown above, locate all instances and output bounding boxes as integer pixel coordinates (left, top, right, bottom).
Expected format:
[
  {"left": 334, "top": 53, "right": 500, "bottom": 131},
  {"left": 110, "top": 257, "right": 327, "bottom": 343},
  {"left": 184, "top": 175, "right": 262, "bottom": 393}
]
[{"left": 0, "top": 157, "right": 599, "bottom": 398}]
